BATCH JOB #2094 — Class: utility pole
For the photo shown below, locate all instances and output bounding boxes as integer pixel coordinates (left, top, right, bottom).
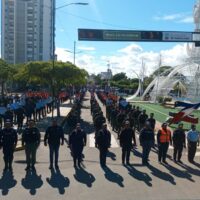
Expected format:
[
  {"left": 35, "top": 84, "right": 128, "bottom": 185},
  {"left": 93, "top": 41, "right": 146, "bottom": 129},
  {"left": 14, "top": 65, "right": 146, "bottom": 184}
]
[
  {"left": 74, "top": 41, "right": 76, "bottom": 65},
  {"left": 52, "top": 0, "right": 56, "bottom": 118}
]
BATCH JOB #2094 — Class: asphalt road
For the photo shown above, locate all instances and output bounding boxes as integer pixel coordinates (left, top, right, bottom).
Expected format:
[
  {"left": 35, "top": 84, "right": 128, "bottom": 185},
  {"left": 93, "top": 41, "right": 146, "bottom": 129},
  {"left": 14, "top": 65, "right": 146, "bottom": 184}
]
[{"left": 0, "top": 93, "right": 200, "bottom": 200}]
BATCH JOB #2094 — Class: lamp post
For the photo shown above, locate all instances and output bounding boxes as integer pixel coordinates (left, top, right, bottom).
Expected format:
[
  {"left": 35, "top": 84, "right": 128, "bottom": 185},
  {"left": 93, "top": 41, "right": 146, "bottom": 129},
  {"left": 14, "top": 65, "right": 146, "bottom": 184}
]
[
  {"left": 51, "top": 1, "right": 88, "bottom": 117},
  {"left": 65, "top": 41, "right": 82, "bottom": 65}
]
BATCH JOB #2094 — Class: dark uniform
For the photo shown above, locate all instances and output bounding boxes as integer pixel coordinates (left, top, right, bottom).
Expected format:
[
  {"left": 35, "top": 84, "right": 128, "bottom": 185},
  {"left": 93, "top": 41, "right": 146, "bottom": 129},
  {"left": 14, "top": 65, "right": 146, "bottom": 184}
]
[
  {"left": 146, "top": 114, "right": 156, "bottom": 131},
  {"left": 116, "top": 111, "right": 126, "bottom": 133},
  {"left": 132, "top": 107, "right": 141, "bottom": 130},
  {"left": 96, "top": 126, "right": 111, "bottom": 167},
  {"left": 119, "top": 125, "right": 136, "bottom": 165},
  {"left": 22, "top": 125, "right": 41, "bottom": 170},
  {"left": 69, "top": 127, "right": 86, "bottom": 168},
  {"left": 139, "top": 125, "right": 155, "bottom": 165},
  {"left": 44, "top": 123, "right": 64, "bottom": 169},
  {"left": 138, "top": 111, "right": 148, "bottom": 131},
  {"left": 0, "top": 126, "right": 17, "bottom": 171},
  {"left": 111, "top": 108, "right": 118, "bottom": 131},
  {"left": 16, "top": 107, "right": 25, "bottom": 129},
  {"left": 4, "top": 109, "right": 13, "bottom": 124},
  {"left": 172, "top": 125, "right": 186, "bottom": 163},
  {"left": 94, "top": 114, "right": 106, "bottom": 145}
]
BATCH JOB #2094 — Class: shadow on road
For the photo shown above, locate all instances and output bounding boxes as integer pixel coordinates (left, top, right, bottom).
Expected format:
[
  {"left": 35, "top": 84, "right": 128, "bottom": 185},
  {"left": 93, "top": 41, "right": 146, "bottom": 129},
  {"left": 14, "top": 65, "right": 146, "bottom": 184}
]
[
  {"left": 132, "top": 148, "right": 143, "bottom": 158},
  {"left": 21, "top": 170, "right": 43, "bottom": 195},
  {"left": 102, "top": 166, "right": 124, "bottom": 187},
  {"left": 80, "top": 119, "right": 95, "bottom": 135},
  {"left": 107, "top": 151, "right": 117, "bottom": 161},
  {"left": 177, "top": 162, "right": 200, "bottom": 177},
  {"left": 74, "top": 167, "right": 95, "bottom": 187},
  {"left": 125, "top": 165, "right": 152, "bottom": 187},
  {"left": 163, "top": 163, "right": 194, "bottom": 182},
  {"left": 0, "top": 171, "right": 17, "bottom": 195},
  {"left": 46, "top": 169, "right": 70, "bottom": 195},
  {"left": 147, "top": 164, "right": 176, "bottom": 185}
]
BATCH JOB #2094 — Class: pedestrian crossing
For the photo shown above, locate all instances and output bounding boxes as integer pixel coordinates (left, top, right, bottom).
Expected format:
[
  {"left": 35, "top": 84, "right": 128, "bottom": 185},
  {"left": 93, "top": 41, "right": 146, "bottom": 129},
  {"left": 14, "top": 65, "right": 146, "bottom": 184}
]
[
  {"left": 88, "top": 133, "right": 119, "bottom": 148},
  {"left": 36, "top": 131, "right": 200, "bottom": 155}
]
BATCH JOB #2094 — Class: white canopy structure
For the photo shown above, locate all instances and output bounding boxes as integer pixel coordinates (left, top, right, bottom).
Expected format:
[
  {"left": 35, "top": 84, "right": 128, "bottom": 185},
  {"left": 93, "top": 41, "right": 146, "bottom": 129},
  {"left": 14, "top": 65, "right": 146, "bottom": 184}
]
[{"left": 142, "top": 0, "right": 200, "bottom": 103}]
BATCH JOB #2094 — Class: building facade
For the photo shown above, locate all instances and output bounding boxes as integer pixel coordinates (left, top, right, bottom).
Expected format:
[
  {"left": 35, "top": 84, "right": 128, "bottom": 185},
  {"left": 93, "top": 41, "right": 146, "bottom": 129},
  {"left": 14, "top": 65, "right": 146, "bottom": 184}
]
[{"left": 1, "top": 0, "right": 53, "bottom": 64}]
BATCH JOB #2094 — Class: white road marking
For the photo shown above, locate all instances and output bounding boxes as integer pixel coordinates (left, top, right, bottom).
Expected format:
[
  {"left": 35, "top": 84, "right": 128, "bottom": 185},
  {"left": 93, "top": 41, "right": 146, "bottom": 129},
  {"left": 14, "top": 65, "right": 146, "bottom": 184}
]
[
  {"left": 89, "top": 133, "right": 96, "bottom": 148},
  {"left": 88, "top": 133, "right": 119, "bottom": 148}
]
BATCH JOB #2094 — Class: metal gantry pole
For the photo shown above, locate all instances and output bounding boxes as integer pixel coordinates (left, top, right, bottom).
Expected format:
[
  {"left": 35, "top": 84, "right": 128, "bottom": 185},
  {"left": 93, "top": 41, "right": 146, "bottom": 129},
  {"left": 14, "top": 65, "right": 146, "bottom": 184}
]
[{"left": 52, "top": 0, "right": 56, "bottom": 118}]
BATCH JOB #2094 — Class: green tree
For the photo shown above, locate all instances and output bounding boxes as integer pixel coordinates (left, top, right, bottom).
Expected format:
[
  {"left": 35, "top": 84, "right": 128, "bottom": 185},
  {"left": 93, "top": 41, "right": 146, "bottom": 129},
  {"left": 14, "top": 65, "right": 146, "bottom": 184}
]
[
  {"left": 112, "top": 72, "right": 127, "bottom": 82},
  {"left": 151, "top": 66, "right": 173, "bottom": 77},
  {"left": 14, "top": 61, "right": 88, "bottom": 94},
  {"left": 0, "top": 59, "right": 15, "bottom": 96}
]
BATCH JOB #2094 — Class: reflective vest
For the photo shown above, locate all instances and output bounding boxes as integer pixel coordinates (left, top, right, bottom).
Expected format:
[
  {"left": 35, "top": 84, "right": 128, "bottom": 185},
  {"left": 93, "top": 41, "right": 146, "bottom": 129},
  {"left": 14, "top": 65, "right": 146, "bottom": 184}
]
[{"left": 159, "top": 128, "right": 171, "bottom": 143}]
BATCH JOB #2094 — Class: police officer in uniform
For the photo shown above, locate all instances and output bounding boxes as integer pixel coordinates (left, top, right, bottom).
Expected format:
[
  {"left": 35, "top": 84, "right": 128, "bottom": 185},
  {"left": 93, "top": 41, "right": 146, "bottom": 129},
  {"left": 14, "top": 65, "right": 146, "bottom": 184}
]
[
  {"left": 172, "top": 123, "right": 186, "bottom": 163},
  {"left": 187, "top": 124, "right": 199, "bottom": 163},
  {"left": 22, "top": 120, "right": 41, "bottom": 171},
  {"left": 139, "top": 121, "right": 155, "bottom": 165},
  {"left": 146, "top": 113, "right": 156, "bottom": 132},
  {"left": 96, "top": 123, "right": 111, "bottom": 167},
  {"left": 44, "top": 119, "right": 64, "bottom": 170},
  {"left": 0, "top": 120, "right": 17, "bottom": 172},
  {"left": 119, "top": 121, "right": 136, "bottom": 165},
  {"left": 69, "top": 123, "right": 86, "bottom": 168},
  {"left": 157, "top": 123, "right": 172, "bottom": 164}
]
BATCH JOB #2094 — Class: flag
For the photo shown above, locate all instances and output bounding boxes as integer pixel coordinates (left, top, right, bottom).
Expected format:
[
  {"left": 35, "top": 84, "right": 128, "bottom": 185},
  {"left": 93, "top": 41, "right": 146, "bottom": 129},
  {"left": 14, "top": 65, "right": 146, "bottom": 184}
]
[{"left": 170, "top": 101, "right": 200, "bottom": 124}]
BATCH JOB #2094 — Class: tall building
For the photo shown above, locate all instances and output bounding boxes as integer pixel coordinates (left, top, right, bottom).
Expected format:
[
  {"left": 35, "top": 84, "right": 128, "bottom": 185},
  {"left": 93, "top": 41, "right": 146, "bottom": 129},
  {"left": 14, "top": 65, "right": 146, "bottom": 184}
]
[{"left": 1, "top": 0, "right": 53, "bottom": 64}]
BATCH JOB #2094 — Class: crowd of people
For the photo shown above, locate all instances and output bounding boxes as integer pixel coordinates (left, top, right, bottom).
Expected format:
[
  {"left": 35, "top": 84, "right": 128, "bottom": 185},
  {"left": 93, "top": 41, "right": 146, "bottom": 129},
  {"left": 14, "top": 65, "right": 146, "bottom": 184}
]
[
  {"left": 97, "top": 90, "right": 200, "bottom": 166},
  {"left": 0, "top": 89, "right": 199, "bottom": 174},
  {"left": 0, "top": 91, "right": 69, "bottom": 131},
  {"left": 0, "top": 90, "right": 85, "bottom": 172}
]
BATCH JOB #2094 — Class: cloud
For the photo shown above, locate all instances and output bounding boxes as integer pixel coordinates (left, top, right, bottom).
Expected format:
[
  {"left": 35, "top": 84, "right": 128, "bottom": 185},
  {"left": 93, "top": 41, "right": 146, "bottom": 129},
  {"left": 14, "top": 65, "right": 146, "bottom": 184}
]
[
  {"left": 77, "top": 46, "right": 96, "bottom": 51},
  {"left": 59, "top": 29, "right": 65, "bottom": 32},
  {"left": 154, "top": 12, "right": 193, "bottom": 24},
  {"left": 56, "top": 43, "right": 189, "bottom": 77},
  {"left": 178, "top": 16, "right": 193, "bottom": 23},
  {"left": 56, "top": 48, "right": 73, "bottom": 63},
  {"left": 118, "top": 44, "right": 143, "bottom": 54}
]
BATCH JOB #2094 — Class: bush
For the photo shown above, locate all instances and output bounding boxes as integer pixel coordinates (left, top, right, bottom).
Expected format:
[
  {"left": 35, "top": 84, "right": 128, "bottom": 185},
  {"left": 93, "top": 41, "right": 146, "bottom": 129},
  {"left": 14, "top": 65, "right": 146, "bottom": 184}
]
[{"left": 157, "top": 96, "right": 164, "bottom": 104}]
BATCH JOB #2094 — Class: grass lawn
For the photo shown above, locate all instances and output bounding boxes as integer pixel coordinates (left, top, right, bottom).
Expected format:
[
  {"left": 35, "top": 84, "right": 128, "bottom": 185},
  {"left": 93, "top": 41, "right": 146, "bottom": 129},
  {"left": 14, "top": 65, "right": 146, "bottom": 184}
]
[{"left": 132, "top": 102, "right": 200, "bottom": 131}]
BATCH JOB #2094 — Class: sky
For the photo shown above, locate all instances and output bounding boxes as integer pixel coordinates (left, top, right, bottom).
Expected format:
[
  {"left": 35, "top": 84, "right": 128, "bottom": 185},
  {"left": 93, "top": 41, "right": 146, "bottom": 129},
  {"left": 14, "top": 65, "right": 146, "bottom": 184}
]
[
  {"left": 54, "top": 0, "right": 196, "bottom": 77},
  {"left": 0, "top": 0, "right": 197, "bottom": 77}
]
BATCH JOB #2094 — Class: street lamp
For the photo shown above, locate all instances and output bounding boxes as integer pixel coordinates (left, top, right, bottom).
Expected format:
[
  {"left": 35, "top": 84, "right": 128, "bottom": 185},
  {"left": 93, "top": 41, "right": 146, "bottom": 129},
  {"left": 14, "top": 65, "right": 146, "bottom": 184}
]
[
  {"left": 52, "top": 2, "right": 89, "bottom": 65},
  {"left": 65, "top": 41, "right": 82, "bottom": 65},
  {"left": 51, "top": 1, "right": 88, "bottom": 117}
]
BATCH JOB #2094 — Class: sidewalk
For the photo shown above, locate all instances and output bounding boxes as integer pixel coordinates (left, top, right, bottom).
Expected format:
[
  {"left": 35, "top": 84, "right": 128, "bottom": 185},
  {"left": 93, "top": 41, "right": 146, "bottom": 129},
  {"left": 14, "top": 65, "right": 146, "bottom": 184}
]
[{"left": 15, "top": 100, "right": 73, "bottom": 151}]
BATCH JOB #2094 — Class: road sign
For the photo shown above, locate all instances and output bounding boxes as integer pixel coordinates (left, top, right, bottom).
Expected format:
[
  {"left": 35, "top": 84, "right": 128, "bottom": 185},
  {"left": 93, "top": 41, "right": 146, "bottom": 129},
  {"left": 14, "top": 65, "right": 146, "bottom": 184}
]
[
  {"left": 78, "top": 29, "right": 200, "bottom": 43},
  {"left": 103, "top": 30, "right": 141, "bottom": 41},
  {"left": 162, "top": 31, "right": 192, "bottom": 42}
]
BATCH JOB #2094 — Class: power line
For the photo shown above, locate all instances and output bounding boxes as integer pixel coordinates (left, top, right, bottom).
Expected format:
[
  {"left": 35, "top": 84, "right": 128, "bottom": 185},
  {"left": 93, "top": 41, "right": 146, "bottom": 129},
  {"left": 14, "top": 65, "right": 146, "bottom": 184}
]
[{"left": 59, "top": 10, "right": 134, "bottom": 29}]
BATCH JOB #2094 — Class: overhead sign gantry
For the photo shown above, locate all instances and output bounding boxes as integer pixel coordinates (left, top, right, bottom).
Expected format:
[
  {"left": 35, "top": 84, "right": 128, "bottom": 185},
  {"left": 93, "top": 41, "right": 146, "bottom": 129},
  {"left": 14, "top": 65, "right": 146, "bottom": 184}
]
[{"left": 78, "top": 29, "right": 200, "bottom": 46}]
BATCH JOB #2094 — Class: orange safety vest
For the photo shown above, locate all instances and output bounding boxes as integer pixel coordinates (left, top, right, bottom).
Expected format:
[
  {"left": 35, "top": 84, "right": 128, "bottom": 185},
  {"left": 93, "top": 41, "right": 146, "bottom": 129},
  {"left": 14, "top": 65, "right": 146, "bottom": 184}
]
[{"left": 159, "top": 128, "right": 171, "bottom": 143}]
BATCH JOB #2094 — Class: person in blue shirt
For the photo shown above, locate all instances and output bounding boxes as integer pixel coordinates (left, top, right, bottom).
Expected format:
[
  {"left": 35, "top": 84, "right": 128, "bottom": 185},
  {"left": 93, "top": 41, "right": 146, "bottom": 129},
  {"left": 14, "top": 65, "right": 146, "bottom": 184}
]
[{"left": 187, "top": 124, "right": 199, "bottom": 163}]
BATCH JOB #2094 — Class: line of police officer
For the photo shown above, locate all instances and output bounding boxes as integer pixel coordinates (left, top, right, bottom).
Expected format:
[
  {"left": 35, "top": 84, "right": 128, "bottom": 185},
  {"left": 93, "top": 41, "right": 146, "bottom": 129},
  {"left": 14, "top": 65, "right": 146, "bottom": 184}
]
[
  {"left": 0, "top": 91, "right": 199, "bottom": 173},
  {"left": 0, "top": 91, "right": 86, "bottom": 173},
  {"left": 96, "top": 91, "right": 200, "bottom": 166}
]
